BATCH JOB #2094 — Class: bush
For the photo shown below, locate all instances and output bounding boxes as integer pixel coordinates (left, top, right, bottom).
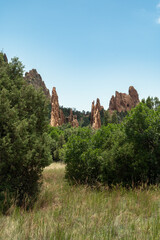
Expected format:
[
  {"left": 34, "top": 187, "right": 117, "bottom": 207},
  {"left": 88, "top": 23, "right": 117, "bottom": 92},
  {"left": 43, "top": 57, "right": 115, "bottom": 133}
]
[
  {"left": 124, "top": 103, "right": 160, "bottom": 184},
  {"left": 64, "top": 127, "right": 97, "bottom": 184},
  {"left": 0, "top": 54, "right": 52, "bottom": 210},
  {"left": 64, "top": 103, "right": 160, "bottom": 187}
]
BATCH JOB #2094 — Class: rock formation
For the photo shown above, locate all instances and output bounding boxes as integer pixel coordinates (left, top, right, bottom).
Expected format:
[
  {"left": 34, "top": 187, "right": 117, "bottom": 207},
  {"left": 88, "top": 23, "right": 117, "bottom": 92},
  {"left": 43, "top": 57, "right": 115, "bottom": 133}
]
[
  {"left": 50, "top": 87, "right": 60, "bottom": 127},
  {"left": 59, "top": 109, "right": 65, "bottom": 126},
  {"left": 68, "top": 109, "right": 79, "bottom": 127},
  {"left": 109, "top": 86, "right": 139, "bottom": 113},
  {"left": 69, "top": 109, "right": 73, "bottom": 124},
  {"left": 91, "top": 98, "right": 103, "bottom": 129},
  {"left": 72, "top": 115, "right": 79, "bottom": 127},
  {"left": 24, "top": 69, "right": 51, "bottom": 100},
  {"left": 91, "top": 101, "right": 95, "bottom": 126}
]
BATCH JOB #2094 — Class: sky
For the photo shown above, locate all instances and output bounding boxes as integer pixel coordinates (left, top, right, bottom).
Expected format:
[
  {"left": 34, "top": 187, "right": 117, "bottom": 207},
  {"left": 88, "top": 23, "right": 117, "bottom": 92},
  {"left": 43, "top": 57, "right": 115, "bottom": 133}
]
[{"left": 0, "top": 0, "right": 160, "bottom": 111}]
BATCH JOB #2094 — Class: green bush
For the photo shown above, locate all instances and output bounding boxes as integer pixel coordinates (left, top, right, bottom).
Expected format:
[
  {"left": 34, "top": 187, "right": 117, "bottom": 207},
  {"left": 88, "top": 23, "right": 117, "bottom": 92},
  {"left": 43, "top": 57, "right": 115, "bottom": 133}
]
[
  {"left": 124, "top": 103, "right": 160, "bottom": 184},
  {"left": 64, "top": 127, "right": 97, "bottom": 183},
  {"left": 64, "top": 103, "right": 160, "bottom": 187},
  {"left": 0, "top": 54, "right": 52, "bottom": 210}
]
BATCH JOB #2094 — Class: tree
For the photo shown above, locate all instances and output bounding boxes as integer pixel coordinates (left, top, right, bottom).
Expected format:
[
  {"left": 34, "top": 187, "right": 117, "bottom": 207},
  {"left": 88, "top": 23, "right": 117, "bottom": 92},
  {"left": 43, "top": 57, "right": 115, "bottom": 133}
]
[
  {"left": 0, "top": 53, "right": 52, "bottom": 210},
  {"left": 111, "top": 111, "right": 118, "bottom": 124},
  {"left": 64, "top": 127, "right": 96, "bottom": 184},
  {"left": 141, "top": 96, "right": 160, "bottom": 110},
  {"left": 103, "top": 110, "right": 111, "bottom": 126},
  {"left": 124, "top": 103, "right": 160, "bottom": 184}
]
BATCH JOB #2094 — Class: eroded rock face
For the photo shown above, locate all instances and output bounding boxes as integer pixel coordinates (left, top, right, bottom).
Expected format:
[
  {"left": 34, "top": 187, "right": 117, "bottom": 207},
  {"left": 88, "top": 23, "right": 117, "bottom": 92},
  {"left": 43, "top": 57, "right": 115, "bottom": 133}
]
[
  {"left": 51, "top": 87, "right": 60, "bottom": 127},
  {"left": 91, "top": 98, "right": 102, "bottom": 129},
  {"left": 69, "top": 109, "right": 73, "bottom": 123},
  {"left": 109, "top": 86, "right": 139, "bottom": 113},
  {"left": 129, "top": 86, "right": 139, "bottom": 106},
  {"left": 91, "top": 101, "right": 95, "bottom": 126},
  {"left": 68, "top": 109, "right": 79, "bottom": 127},
  {"left": 50, "top": 87, "right": 66, "bottom": 127},
  {"left": 59, "top": 109, "right": 65, "bottom": 126},
  {"left": 72, "top": 115, "right": 79, "bottom": 128},
  {"left": 24, "top": 69, "right": 51, "bottom": 100}
]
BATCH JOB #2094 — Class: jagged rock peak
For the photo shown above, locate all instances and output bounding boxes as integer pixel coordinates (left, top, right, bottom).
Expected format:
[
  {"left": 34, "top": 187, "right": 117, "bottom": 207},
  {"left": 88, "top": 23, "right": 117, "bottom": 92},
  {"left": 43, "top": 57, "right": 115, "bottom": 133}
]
[
  {"left": 50, "top": 88, "right": 79, "bottom": 128},
  {"left": 109, "top": 86, "right": 140, "bottom": 113},
  {"left": 91, "top": 98, "right": 102, "bottom": 129},
  {"left": 24, "top": 69, "right": 51, "bottom": 100},
  {"left": 51, "top": 87, "right": 60, "bottom": 126},
  {"left": 129, "top": 86, "right": 139, "bottom": 105},
  {"left": 50, "top": 87, "right": 65, "bottom": 127}
]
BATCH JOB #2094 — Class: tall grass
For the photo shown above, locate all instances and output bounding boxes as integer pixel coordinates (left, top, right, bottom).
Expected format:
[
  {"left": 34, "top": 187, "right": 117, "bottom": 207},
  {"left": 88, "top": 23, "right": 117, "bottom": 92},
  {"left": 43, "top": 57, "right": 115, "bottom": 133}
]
[{"left": 1, "top": 163, "right": 160, "bottom": 239}]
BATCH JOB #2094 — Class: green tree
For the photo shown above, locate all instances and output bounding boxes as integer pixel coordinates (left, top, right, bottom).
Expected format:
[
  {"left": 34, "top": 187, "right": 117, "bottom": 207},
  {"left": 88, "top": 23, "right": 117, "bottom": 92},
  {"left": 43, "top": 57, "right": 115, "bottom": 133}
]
[
  {"left": 64, "top": 127, "right": 96, "bottom": 183},
  {"left": 124, "top": 103, "right": 160, "bottom": 184},
  {"left": 103, "top": 110, "right": 111, "bottom": 126},
  {"left": 141, "top": 96, "right": 160, "bottom": 110},
  {"left": 0, "top": 53, "right": 52, "bottom": 210},
  {"left": 111, "top": 111, "right": 118, "bottom": 124}
]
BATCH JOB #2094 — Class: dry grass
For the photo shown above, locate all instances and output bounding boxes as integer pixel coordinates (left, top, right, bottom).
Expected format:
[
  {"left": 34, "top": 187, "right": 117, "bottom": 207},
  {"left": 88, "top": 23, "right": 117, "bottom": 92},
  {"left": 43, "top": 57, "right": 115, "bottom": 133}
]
[
  {"left": 1, "top": 163, "right": 160, "bottom": 239},
  {"left": 44, "top": 162, "right": 66, "bottom": 170}
]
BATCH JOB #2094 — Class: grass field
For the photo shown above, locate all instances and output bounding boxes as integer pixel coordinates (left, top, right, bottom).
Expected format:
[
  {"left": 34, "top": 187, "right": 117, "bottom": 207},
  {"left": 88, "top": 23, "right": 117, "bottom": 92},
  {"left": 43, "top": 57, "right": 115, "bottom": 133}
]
[{"left": 1, "top": 163, "right": 160, "bottom": 239}]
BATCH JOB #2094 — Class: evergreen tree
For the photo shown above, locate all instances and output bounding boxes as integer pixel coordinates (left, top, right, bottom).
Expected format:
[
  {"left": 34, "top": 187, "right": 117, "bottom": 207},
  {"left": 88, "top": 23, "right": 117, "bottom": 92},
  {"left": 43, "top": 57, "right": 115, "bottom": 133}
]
[{"left": 0, "top": 53, "right": 52, "bottom": 210}]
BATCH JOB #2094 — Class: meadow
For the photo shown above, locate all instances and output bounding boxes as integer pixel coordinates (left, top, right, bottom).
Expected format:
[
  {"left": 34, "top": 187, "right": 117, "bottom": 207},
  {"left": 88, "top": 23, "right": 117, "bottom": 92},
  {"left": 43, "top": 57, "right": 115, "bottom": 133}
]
[{"left": 1, "top": 163, "right": 160, "bottom": 240}]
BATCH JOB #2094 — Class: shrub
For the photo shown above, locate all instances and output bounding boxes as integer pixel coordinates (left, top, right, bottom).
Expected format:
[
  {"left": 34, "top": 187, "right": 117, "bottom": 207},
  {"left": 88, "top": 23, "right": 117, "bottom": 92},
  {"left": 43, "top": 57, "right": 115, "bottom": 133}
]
[
  {"left": 64, "top": 103, "right": 160, "bottom": 187},
  {"left": 64, "top": 127, "right": 96, "bottom": 183},
  {"left": 124, "top": 103, "right": 160, "bottom": 184}
]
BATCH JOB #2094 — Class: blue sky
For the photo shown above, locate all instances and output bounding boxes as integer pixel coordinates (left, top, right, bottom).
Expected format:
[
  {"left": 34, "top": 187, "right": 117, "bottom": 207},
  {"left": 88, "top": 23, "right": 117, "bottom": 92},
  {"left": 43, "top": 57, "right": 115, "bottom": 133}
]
[{"left": 1, "top": 0, "right": 160, "bottom": 111}]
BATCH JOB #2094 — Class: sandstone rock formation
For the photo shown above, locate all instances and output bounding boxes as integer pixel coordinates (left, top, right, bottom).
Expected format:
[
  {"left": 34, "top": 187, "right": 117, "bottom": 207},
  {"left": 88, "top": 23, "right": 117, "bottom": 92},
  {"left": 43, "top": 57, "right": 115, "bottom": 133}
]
[
  {"left": 69, "top": 109, "right": 73, "bottom": 124},
  {"left": 91, "top": 98, "right": 103, "bottom": 129},
  {"left": 50, "top": 87, "right": 66, "bottom": 127},
  {"left": 50, "top": 87, "right": 60, "bottom": 127},
  {"left": 59, "top": 109, "right": 65, "bottom": 126},
  {"left": 24, "top": 69, "right": 51, "bottom": 100},
  {"left": 72, "top": 115, "right": 79, "bottom": 128},
  {"left": 109, "top": 86, "right": 139, "bottom": 113},
  {"left": 68, "top": 109, "right": 79, "bottom": 127}
]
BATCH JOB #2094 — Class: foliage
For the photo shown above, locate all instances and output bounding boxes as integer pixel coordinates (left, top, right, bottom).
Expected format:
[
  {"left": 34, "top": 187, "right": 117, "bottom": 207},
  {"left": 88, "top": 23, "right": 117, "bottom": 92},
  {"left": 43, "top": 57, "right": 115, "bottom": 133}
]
[
  {"left": 124, "top": 103, "right": 160, "bottom": 184},
  {"left": 63, "top": 102, "right": 160, "bottom": 186},
  {"left": 59, "top": 106, "right": 91, "bottom": 127},
  {"left": 64, "top": 127, "right": 99, "bottom": 184},
  {"left": 141, "top": 96, "right": 160, "bottom": 110},
  {"left": 0, "top": 53, "right": 52, "bottom": 210},
  {"left": 101, "top": 109, "right": 127, "bottom": 126}
]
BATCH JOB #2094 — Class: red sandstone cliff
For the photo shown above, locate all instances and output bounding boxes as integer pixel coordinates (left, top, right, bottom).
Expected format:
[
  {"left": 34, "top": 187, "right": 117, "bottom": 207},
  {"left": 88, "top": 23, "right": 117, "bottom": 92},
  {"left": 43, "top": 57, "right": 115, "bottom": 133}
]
[
  {"left": 24, "top": 69, "right": 51, "bottom": 100},
  {"left": 109, "top": 86, "right": 139, "bottom": 113}
]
